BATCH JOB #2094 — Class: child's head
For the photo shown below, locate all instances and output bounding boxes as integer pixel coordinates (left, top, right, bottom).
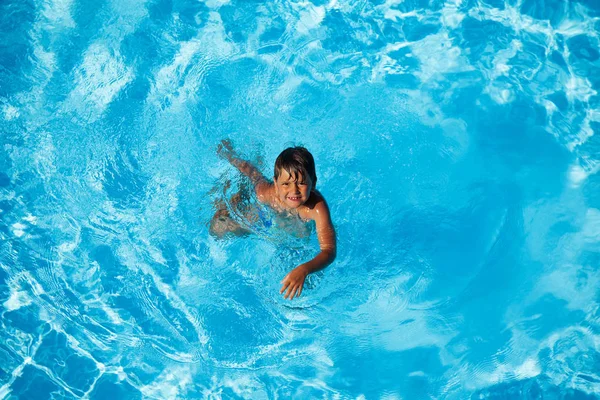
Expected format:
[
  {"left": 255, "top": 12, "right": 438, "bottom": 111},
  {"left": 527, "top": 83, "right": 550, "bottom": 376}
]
[
  {"left": 274, "top": 147, "right": 317, "bottom": 186},
  {"left": 273, "top": 147, "right": 317, "bottom": 209}
]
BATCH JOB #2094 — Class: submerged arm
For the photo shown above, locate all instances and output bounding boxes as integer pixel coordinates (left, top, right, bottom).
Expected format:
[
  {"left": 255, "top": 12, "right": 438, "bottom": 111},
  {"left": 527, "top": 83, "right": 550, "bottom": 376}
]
[
  {"left": 218, "top": 139, "right": 267, "bottom": 186},
  {"left": 280, "top": 200, "right": 337, "bottom": 299}
]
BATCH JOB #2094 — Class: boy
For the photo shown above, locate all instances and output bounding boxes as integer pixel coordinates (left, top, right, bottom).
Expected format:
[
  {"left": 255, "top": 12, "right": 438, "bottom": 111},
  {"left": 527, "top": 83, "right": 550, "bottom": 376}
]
[{"left": 210, "top": 140, "right": 336, "bottom": 300}]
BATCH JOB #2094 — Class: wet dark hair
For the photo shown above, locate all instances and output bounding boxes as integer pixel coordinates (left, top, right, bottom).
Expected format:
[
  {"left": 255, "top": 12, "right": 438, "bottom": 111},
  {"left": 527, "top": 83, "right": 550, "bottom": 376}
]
[{"left": 274, "top": 147, "right": 317, "bottom": 187}]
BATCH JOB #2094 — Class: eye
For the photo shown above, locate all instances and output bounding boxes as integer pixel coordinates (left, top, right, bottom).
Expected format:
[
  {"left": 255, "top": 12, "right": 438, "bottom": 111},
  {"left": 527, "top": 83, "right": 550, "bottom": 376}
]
[
  {"left": 282, "top": 183, "right": 289, "bottom": 186},
  {"left": 299, "top": 182, "right": 306, "bottom": 186}
]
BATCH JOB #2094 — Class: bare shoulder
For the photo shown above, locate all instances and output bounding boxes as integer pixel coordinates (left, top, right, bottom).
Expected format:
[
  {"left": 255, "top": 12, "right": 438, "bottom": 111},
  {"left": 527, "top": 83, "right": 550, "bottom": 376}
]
[
  {"left": 300, "top": 190, "right": 332, "bottom": 222},
  {"left": 255, "top": 180, "right": 275, "bottom": 204}
]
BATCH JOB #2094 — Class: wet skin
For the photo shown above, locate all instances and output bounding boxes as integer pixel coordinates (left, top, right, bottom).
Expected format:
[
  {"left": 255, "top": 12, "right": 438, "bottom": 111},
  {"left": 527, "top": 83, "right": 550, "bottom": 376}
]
[{"left": 212, "top": 140, "right": 336, "bottom": 300}]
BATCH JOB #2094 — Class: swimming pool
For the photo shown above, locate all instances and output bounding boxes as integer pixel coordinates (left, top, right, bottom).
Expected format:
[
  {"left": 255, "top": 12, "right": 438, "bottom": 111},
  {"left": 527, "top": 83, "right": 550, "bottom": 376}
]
[{"left": 1, "top": 0, "right": 599, "bottom": 397}]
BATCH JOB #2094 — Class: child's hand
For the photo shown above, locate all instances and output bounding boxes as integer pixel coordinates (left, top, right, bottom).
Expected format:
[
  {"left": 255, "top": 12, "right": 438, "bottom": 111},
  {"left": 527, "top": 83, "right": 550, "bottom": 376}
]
[
  {"left": 280, "top": 265, "right": 309, "bottom": 300},
  {"left": 217, "top": 139, "right": 235, "bottom": 160}
]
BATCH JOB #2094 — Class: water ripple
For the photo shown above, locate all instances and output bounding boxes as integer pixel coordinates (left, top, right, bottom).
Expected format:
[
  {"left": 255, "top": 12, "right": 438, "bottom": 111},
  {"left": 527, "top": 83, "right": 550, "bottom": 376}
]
[{"left": 1, "top": 0, "right": 600, "bottom": 397}]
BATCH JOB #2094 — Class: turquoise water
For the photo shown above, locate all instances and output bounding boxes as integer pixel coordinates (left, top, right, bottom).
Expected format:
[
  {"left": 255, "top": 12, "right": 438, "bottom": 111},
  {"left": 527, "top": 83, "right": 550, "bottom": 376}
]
[{"left": 1, "top": 0, "right": 600, "bottom": 398}]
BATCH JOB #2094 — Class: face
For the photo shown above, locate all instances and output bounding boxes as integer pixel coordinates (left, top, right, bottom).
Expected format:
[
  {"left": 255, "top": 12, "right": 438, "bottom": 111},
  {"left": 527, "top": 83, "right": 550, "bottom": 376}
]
[{"left": 274, "top": 169, "right": 313, "bottom": 209}]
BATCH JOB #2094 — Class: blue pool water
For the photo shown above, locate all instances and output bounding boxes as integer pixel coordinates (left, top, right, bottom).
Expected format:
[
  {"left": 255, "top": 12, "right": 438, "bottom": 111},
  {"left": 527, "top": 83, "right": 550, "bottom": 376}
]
[{"left": 1, "top": 0, "right": 600, "bottom": 398}]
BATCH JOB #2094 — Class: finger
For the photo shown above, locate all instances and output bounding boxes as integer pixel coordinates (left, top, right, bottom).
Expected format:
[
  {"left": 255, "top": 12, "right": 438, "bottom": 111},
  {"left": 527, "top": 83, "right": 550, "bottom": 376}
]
[
  {"left": 285, "top": 285, "right": 295, "bottom": 299},
  {"left": 289, "top": 286, "right": 298, "bottom": 300},
  {"left": 280, "top": 281, "right": 290, "bottom": 294},
  {"left": 298, "top": 284, "right": 303, "bottom": 298}
]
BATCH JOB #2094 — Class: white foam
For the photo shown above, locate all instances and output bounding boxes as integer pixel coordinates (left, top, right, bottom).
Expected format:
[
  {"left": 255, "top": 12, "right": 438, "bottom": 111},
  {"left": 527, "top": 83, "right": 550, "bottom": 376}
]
[
  {"left": 57, "top": 240, "right": 77, "bottom": 253},
  {"left": 556, "top": 4, "right": 596, "bottom": 38},
  {"left": 514, "top": 358, "right": 542, "bottom": 379},
  {"left": 484, "top": 80, "right": 516, "bottom": 104},
  {"left": 565, "top": 75, "right": 596, "bottom": 103},
  {"left": 536, "top": 326, "right": 600, "bottom": 393},
  {"left": 96, "top": 362, "right": 106, "bottom": 373},
  {"left": 541, "top": 98, "right": 558, "bottom": 117},
  {"left": 22, "top": 214, "right": 37, "bottom": 224},
  {"left": 295, "top": 4, "right": 326, "bottom": 35},
  {"left": 11, "top": 222, "right": 27, "bottom": 238},
  {"left": 441, "top": 0, "right": 465, "bottom": 29},
  {"left": 326, "top": 0, "right": 339, "bottom": 10},
  {"left": 469, "top": 3, "right": 552, "bottom": 38},
  {"left": 26, "top": 2, "right": 59, "bottom": 103},
  {"left": 411, "top": 32, "right": 474, "bottom": 81},
  {"left": 491, "top": 40, "right": 522, "bottom": 79},
  {"left": 204, "top": 0, "right": 230, "bottom": 8},
  {"left": 151, "top": 39, "right": 202, "bottom": 102},
  {"left": 108, "top": 0, "right": 148, "bottom": 39},
  {"left": 117, "top": 241, "right": 209, "bottom": 345},
  {"left": 222, "top": 375, "right": 263, "bottom": 397},
  {"left": 116, "top": 366, "right": 126, "bottom": 380},
  {"left": 0, "top": 385, "right": 11, "bottom": 399},
  {"left": 140, "top": 366, "right": 193, "bottom": 398},
  {"left": 3, "top": 290, "right": 32, "bottom": 311},
  {"left": 568, "top": 161, "right": 599, "bottom": 187},
  {"left": 383, "top": 9, "right": 419, "bottom": 21},
  {"left": 486, "top": 81, "right": 516, "bottom": 104},
  {"left": 42, "top": 0, "right": 75, "bottom": 28},
  {"left": 2, "top": 104, "right": 19, "bottom": 120},
  {"left": 569, "top": 164, "right": 588, "bottom": 186},
  {"left": 148, "top": 12, "right": 236, "bottom": 109},
  {"left": 567, "top": 117, "right": 595, "bottom": 152},
  {"left": 33, "top": 132, "right": 57, "bottom": 177},
  {"left": 342, "top": 273, "right": 456, "bottom": 356},
  {"left": 68, "top": 43, "right": 133, "bottom": 118},
  {"left": 102, "top": 303, "right": 125, "bottom": 325},
  {"left": 273, "top": 75, "right": 304, "bottom": 105},
  {"left": 312, "top": 345, "right": 334, "bottom": 367},
  {"left": 534, "top": 261, "right": 600, "bottom": 313},
  {"left": 377, "top": 0, "right": 419, "bottom": 21}
]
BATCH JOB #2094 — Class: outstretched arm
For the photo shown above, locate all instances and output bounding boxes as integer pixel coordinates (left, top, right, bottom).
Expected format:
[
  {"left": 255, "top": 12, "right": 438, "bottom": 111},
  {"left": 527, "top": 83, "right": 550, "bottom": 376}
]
[
  {"left": 280, "top": 200, "right": 337, "bottom": 300},
  {"left": 217, "top": 139, "right": 267, "bottom": 186}
]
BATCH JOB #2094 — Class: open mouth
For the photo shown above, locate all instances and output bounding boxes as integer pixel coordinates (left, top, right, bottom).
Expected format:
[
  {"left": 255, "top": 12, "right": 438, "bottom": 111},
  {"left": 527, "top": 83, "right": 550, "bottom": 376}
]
[{"left": 287, "top": 196, "right": 302, "bottom": 202}]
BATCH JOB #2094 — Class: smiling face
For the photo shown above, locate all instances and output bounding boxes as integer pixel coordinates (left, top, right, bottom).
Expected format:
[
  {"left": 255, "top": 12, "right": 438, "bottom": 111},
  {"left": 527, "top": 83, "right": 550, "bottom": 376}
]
[{"left": 274, "top": 168, "right": 313, "bottom": 209}]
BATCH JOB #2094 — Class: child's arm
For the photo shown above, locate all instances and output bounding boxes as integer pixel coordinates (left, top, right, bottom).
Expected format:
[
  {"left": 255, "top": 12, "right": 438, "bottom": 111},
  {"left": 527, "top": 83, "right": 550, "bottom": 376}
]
[
  {"left": 280, "top": 200, "right": 336, "bottom": 300},
  {"left": 217, "top": 140, "right": 268, "bottom": 186}
]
